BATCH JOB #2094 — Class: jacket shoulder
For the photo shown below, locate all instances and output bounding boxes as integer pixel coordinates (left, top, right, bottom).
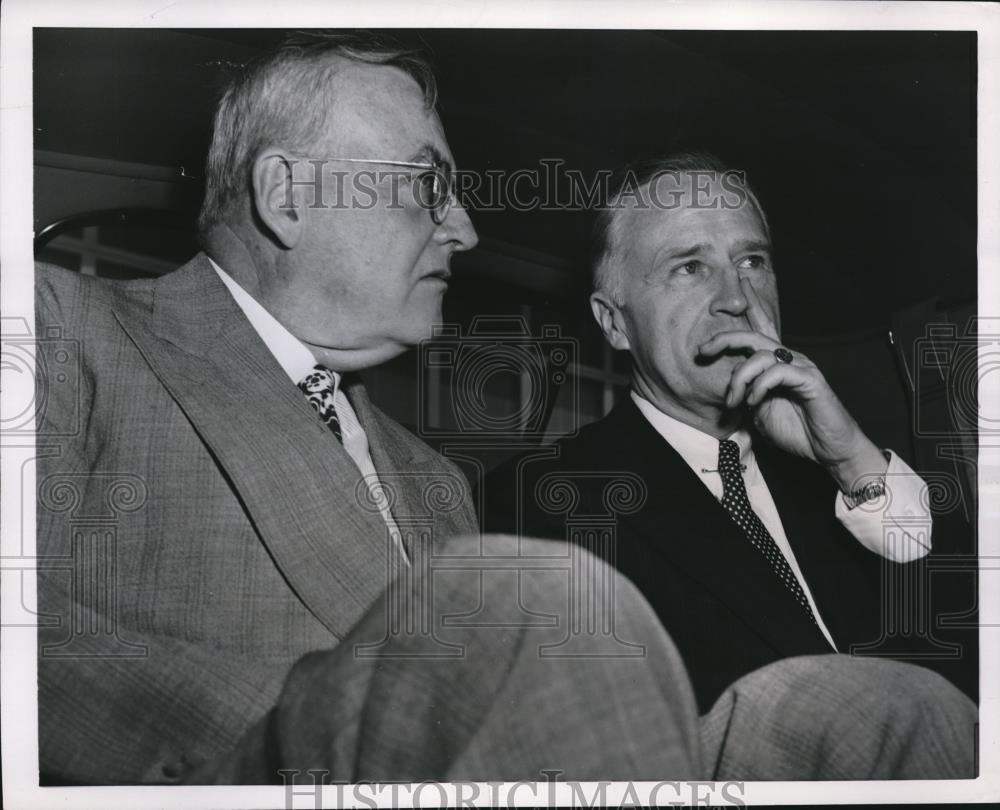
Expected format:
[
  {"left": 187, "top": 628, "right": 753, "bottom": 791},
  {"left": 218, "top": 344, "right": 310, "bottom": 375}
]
[
  {"left": 35, "top": 262, "right": 155, "bottom": 332},
  {"left": 479, "top": 415, "right": 616, "bottom": 535},
  {"left": 36, "top": 262, "right": 103, "bottom": 322},
  {"left": 490, "top": 415, "right": 615, "bottom": 481}
]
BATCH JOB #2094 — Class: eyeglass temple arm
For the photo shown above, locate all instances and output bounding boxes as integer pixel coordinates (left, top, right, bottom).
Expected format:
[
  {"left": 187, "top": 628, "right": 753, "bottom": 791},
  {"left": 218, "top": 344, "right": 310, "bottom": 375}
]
[{"left": 312, "top": 157, "right": 438, "bottom": 170}]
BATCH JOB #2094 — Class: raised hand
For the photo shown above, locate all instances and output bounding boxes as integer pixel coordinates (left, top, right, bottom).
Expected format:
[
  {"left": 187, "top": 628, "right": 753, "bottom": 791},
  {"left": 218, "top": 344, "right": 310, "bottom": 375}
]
[{"left": 698, "top": 277, "right": 887, "bottom": 492}]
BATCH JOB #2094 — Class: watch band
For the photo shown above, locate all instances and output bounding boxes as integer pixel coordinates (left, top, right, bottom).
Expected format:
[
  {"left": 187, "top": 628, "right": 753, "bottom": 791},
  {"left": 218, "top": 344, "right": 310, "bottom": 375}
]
[
  {"left": 842, "top": 449, "right": 891, "bottom": 510},
  {"left": 843, "top": 478, "right": 887, "bottom": 510}
]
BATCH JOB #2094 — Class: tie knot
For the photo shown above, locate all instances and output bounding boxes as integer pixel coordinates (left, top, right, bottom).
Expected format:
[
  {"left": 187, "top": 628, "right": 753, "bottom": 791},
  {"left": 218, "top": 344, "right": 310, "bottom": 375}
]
[
  {"left": 298, "top": 365, "right": 338, "bottom": 395},
  {"left": 718, "top": 438, "right": 741, "bottom": 472}
]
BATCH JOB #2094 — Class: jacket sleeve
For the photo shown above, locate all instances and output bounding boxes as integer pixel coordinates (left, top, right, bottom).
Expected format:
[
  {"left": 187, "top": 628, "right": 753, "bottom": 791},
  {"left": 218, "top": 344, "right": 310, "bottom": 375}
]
[
  {"left": 34, "top": 268, "right": 285, "bottom": 784},
  {"left": 37, "top": 585, "right": 283, "bottom": 784}
]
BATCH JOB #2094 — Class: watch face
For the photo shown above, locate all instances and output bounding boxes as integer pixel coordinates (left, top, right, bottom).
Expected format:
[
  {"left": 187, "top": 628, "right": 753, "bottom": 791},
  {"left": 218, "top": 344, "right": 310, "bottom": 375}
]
[{"left": 847, "top": 478, "right": 887, "bottom": 510}]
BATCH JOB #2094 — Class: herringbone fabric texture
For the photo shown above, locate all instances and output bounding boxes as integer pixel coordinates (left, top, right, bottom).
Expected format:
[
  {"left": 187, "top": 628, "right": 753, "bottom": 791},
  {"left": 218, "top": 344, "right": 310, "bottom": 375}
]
[{"left": 35, "top": 257, "right": 478, "bottom": 784}]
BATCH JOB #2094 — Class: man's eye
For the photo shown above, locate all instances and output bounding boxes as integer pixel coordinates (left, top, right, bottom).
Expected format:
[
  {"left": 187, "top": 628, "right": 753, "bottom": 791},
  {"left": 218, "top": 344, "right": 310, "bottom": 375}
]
[
  {"left": 413, "top": 171, "right": 438, "bottom": 204},
  {"left": 738, "top": 254, "right": 767, "bottom": 270},
  {"left": 674, "top": 261, "right": 700, "bottom": 275}
]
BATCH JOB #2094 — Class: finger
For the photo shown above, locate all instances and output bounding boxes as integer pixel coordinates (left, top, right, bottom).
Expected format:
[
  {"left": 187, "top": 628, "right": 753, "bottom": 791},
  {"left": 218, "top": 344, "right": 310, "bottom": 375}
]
[
  {"left": 726, "top": 349, "right": 778, "bottom": 407},
  {"left": 699, "top": 329, "right": 779, "bottom": 358},
  {"left": 741, "top": 277, "right": 779, "bottom": 340},
  {"left": 746, "top": 362, "right": 812, "bottom": 407}
]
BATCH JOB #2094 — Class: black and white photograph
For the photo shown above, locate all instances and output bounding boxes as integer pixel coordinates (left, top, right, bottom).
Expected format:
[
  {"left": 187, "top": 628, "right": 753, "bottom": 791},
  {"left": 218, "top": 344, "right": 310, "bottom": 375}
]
[{"left": 1, "top": 1, "right": 998, "bottom": 807}]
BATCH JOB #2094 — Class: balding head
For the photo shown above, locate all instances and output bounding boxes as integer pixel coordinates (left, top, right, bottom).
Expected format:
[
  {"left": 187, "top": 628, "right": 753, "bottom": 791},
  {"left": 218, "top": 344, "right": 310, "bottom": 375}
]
[
  {"left": 587, "top": 151, "right": 778, "bottom": 435},
  {"left": 592, "top": 151, "right": 770, "bottom": 303},
  {"left": 197, "top": 30, "right": 437, "bottom": 239}
]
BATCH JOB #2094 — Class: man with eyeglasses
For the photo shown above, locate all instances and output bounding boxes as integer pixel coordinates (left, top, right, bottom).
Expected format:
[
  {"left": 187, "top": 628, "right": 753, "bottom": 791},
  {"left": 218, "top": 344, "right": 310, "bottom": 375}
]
[
  {"left": 35, "top": 31, "right": 975, "bottom": 787},
  {"left": 35, "top": 28, "right": 697, "bottom": 787}
]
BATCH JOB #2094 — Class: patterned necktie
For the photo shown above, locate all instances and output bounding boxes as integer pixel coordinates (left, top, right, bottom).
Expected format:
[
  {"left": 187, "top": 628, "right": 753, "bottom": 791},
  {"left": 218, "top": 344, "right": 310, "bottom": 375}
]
[
  {"left": 717, "top": 439, "right": 817, "bottom": 624},
  {"left": 297, "top": 365, "right": 343, "bottom": 443}
]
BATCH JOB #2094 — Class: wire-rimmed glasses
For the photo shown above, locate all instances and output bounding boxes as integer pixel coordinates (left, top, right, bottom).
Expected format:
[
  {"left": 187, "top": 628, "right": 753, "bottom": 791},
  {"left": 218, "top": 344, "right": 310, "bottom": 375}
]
[{"left": 293, "top": 155, "right": 456, "bottom": 224}]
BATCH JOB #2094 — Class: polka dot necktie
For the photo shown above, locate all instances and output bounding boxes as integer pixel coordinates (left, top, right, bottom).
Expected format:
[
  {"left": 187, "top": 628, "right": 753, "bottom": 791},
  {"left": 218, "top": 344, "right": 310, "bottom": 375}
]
[
  {"left": 717, "top": 439, "right": 817, "bottom": 624},
  {"left": 297, "top": 365, "right": 343, "bottom": 444}
]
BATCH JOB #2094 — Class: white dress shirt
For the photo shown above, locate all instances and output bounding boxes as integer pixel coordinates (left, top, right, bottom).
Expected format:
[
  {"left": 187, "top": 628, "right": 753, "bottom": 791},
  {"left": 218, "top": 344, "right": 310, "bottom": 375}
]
[
  {"left": 210, "top": 259, "right": 406, "bottom": 560},
  {"left": 631, "top": 391, "right": 933, "bottom": 650}
]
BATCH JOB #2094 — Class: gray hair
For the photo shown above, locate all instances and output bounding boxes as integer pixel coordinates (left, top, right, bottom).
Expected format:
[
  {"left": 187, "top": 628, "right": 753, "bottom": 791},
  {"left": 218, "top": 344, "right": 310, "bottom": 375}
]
[
  {"left": 197, "top": 30, "right": 437, "bottom": 239},
  {"left": 591, "top": 150, "right": 770, "bottom": 303}
]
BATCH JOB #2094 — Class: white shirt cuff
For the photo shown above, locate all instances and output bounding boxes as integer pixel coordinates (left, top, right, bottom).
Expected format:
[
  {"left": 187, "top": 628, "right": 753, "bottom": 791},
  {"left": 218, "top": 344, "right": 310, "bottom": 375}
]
[{"left": 835, "top": 450, "right": 932, "bottom": 563}]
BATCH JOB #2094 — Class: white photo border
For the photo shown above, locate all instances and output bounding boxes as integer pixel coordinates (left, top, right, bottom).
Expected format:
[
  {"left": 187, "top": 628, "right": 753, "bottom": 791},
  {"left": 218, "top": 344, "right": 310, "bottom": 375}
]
[{"left": 2, "top": 1, "right": 998, "bottom": 807}]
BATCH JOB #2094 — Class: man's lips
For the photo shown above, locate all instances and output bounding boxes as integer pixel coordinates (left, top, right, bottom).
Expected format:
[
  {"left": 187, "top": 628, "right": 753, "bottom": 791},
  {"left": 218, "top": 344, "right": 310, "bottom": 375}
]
[
  {"left": 694, "top": 339, "right": 742, "bottom": 367},
  {"left": 423, "top": 269, "right": 451, "bottom": 282}
]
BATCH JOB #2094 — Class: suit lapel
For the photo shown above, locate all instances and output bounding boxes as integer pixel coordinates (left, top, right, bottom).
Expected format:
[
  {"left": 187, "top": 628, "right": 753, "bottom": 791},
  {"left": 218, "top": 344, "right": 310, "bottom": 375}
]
[
  {"left": 754, "top": 438, "right": 883, "bottom": 646},
  {"left": 347, "top": 378, "right": 476, "bottom": 544},
  {"left": 112, "top": 254, "right": 400, "bottom": 640},
  {"left": 600, "top": 400, "right": 829, "bottom": 656}
]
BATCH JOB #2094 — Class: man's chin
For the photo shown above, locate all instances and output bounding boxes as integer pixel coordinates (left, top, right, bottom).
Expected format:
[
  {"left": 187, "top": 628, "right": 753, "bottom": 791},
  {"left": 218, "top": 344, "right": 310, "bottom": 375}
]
[
  {"left": 690, "top": 368, "right": 737, "bottom": 410},
  {"left": 309, "top": 340, "right": 411, "bottom": 372}
]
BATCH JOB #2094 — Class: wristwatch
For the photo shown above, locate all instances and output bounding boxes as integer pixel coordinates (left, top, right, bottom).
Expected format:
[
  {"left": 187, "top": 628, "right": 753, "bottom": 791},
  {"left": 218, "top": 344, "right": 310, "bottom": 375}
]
[
  {"left": 842, "top": 450, "right": 892, "bottom": 510},
  {"left": 843, "top": 478, "right": 887, "bottom": 510}
]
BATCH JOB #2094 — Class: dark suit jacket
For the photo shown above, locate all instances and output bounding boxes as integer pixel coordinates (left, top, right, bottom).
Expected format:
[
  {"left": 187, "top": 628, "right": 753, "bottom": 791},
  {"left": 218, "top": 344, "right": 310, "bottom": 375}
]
[
  {"left": 35, "top": 256, "right": 478, "bottom": 784},
  {"left": 481, "top": 397, "right": 977, "bottom": 712}
]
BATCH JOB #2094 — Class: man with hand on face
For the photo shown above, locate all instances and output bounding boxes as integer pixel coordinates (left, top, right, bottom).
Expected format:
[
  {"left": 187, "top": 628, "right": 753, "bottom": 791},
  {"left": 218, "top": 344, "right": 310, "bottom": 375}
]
[
  {"left": 35, "top": 33, "right": 785, "bottom": 787},
  {"left": 482, "top": 151, "right": 976, "bottom": 712},
  {"left": 38, "top": 32, "right": 705, "bottom": 784},
  {"left": 36, "top": 36, "right": 975, "bottom": 785}
]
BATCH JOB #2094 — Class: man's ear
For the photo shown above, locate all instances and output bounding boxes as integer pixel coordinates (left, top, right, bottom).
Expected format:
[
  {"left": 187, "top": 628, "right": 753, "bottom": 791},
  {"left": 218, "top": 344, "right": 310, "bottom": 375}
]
[
  {"left": 590, "top": 290, "right": 631, "bottom": 352},
  {"left": 252, "top": 148, "right": 305, "bottom": 249}
]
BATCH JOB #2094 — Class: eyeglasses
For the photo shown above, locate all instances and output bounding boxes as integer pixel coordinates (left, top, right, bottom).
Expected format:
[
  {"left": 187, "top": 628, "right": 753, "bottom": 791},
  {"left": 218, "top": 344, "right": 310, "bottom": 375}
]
[{"left": 294, "top": 155, "right": 456, "bottom": 225}]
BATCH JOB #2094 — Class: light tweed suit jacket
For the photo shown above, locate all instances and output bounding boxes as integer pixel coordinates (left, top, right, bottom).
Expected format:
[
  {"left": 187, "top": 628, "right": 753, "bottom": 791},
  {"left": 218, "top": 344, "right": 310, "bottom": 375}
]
[
  {"left": 33, "top": 257, "right": 979, "bottom": 786},
  {"left": 35, "top": 255, "right": 478, "bottom": 784}
]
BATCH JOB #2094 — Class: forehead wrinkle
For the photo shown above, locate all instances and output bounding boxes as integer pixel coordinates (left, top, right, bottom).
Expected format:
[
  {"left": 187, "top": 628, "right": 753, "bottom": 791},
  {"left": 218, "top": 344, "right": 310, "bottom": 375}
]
[
  {"left": 655, "top": 242, "right": 712, "bottom": 263},
  {"left": 730, "top": 237, "right": 771, "bottom": 253}
]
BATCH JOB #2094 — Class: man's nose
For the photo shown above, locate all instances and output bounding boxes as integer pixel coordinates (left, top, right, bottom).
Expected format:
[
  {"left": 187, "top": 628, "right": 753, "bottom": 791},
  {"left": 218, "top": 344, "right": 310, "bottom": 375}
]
[
  {"left": 710, "top": 267, "right": 749, "bottom": 316},
  {"left": 438, "top": 202, "right": 479, "bottom": 252}
]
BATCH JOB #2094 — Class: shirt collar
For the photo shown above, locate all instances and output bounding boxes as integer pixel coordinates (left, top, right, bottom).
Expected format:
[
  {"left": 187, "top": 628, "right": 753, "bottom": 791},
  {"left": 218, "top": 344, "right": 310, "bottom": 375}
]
[
  {"left": 209, "top": 258, "right": 329, "bottom": 388},
  {"left": 630, "top": 390, "right": 751, "bottom": 473}
]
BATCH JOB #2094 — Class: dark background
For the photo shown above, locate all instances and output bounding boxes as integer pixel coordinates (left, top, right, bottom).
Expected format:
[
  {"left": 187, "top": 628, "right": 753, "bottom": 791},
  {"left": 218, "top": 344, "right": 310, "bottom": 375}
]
[
  {"left": 33, "top": 27, "right": 977, "bottom": 337},
  {"left": 32, "top": 28, "right": 982, "bottom": 517}
]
